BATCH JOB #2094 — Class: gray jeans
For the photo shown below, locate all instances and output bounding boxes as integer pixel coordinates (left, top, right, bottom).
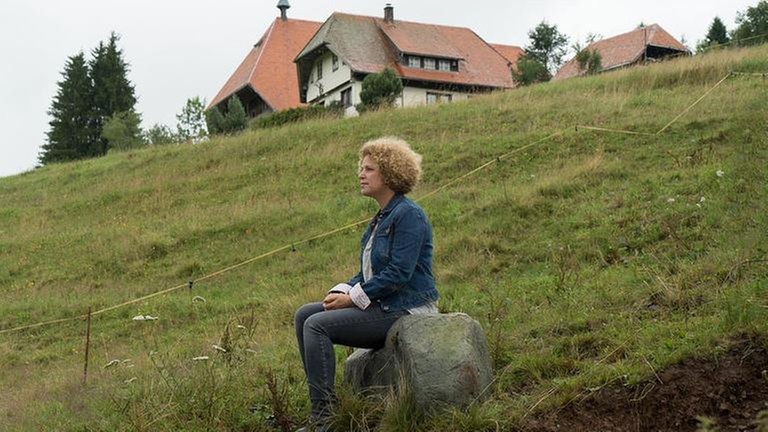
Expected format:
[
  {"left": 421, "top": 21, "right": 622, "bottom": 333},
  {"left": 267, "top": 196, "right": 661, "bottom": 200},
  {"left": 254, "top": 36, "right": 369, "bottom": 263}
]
[{"left": 294, "top": 302, "right": 407, "bottom": 416}]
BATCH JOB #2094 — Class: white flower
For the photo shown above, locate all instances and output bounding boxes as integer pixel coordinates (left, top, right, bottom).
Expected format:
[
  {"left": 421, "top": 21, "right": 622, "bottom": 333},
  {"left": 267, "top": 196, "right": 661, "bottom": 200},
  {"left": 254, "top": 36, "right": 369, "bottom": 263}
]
[
  {"left": 132, "top": 315, "right": 158, "bottom": 321},
  {"left": 212, "top": 345, "right": 227, "bottom": 353},
  {"left": 716, "top": 170, "right": 724, "bottom": 177},
  {"left": 192, "top": 356, "right": 210, "bottom": 361},
  {"left": 699, "top": 197, "right": 706, "bottom": 203},
  {"left": 667, "top": 198, "right": 676, "bottom": 203},
  {"left": 104, "top": 359, "right": 121, "bottom": 368},
  {"left": 192, "top": 296, "right": 206, "bottom": 303}
]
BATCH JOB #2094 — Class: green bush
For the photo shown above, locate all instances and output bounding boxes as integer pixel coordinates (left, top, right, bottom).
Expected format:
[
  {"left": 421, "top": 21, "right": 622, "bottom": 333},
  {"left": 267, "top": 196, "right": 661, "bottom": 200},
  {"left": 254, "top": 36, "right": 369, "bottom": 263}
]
[{"left": 358, "top": 68, "right": 403, "bottom": 111}]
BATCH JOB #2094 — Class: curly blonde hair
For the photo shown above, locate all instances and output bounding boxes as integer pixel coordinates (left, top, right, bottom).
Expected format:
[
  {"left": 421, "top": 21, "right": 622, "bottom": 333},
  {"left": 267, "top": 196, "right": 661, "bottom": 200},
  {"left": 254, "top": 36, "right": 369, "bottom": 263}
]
[{"left": 359, "top": 137, "right": 422, "bottom": 194}]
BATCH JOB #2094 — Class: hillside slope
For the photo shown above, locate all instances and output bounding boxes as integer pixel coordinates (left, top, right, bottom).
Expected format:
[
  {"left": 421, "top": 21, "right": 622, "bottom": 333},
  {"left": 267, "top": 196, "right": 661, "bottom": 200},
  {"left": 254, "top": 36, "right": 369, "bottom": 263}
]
[{"left": 1, "top": 45, "right": 767, "bottom": 431}]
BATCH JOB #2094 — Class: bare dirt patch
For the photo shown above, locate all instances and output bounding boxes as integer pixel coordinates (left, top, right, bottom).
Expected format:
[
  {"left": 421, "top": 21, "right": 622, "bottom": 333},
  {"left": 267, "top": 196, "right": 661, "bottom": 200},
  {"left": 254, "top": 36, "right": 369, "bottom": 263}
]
[{"left": 523, "top": 338, "right": 768, "bottom": 432}]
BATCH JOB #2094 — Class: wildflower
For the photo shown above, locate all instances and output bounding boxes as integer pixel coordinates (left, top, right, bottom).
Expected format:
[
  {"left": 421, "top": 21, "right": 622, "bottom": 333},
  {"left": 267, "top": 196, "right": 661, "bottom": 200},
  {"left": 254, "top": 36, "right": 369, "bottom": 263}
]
[
  {"left": 212, "top": 345, "right": 227, "bottom": 353},
  {"left": 716, "top": 170, "right": 724, "bottom": 177},
  {"left": 132, "top": 315, "right": 158, "bottom": 321},
  {"left": 699, "top": 197, "right": 706, "bottom": 203},
  {"left": 192, "top": 296, "right": 206, "bottom": 303},
  {"left": 667, "top": 198, "right": 675, "bottom": 203},
  {"left": 192, "top": 356, "right": 210, "bottom": 361},
  {"left": 103, "top": 359, "right": 120, "bottom": 368}
]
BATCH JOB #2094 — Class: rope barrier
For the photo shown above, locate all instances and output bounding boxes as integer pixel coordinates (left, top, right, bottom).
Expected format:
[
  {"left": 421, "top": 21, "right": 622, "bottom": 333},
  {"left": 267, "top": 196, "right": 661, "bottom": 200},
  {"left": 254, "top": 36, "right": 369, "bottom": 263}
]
[
  {"left": 574, "top": 125, "right": 654, "bottom": 136},
  {"left": 0, "top": 70, "right": 759, "bottom": 336},
  {"left": 656, "top": 72, "right": 732, "bottom": 135}
]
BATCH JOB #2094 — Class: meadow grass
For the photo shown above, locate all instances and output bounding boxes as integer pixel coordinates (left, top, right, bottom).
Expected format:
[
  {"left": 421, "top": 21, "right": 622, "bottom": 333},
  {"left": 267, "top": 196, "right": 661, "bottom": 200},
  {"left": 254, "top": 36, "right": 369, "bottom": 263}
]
[{"left": 1, "top": 44, "right": 767, "bottom": 431}]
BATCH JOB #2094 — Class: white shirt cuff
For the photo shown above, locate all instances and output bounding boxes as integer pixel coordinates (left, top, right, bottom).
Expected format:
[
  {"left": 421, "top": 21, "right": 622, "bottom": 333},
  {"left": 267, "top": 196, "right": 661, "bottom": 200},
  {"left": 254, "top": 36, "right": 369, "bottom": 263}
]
[
  {"left": 349, "top": 283, "right": 371, "bottom": 310},
  {"left": 327, "top": 283, "right": 351, "bottom": 294}
]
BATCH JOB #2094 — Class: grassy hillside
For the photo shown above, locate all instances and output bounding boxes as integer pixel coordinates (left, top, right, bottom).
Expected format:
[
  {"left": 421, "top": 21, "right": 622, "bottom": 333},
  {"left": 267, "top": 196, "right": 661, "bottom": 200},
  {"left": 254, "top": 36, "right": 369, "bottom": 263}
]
[{"left": 1, "top": 45, "right": 767, "bottom": 431}]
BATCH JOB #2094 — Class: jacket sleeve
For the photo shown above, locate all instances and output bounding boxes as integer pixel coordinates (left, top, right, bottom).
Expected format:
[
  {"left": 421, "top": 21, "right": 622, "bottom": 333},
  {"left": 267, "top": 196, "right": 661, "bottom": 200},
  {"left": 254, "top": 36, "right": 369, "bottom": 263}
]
[
  {"left": 346, "top": 270, "right": 363, "bottom": 287},
  {"left": 359, "top": 207, "right": 426, "bottom": 301}
]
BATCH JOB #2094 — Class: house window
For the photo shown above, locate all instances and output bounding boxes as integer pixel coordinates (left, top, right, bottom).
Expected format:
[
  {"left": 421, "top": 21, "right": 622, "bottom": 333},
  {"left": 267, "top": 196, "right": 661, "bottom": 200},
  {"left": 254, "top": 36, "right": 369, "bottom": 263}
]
[
  {"left": 332, "top": 54, "right": 339, "bottom": 71},
  {"left": 451, "top": 60, "right": 459, "bottom": 71},
  {"left": 438, "top": 59, "right": 451, "bottom": 71},
  {"left": 408, "top": 55, "right": 421, "bottom": 68},
  {"left": 316, "top": 61, "right": 323, "bottom": 80},
  {"left": 423, "top": 57, "right": 436, "bottom": 69},
  {"left": 426, "top": 92, "right": 452, "bottom": 105},
  {"left": 341, "top": 87, "right": 352, "bottom": 107}
]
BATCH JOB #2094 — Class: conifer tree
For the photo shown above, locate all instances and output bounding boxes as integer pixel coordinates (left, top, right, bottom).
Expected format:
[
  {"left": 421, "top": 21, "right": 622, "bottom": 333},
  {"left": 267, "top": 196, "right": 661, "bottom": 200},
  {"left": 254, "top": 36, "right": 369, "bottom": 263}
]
[
  {"left": 89, "top": 32, "right": 137, "bottom": 155},
  {"left": 40, "top": 52, "right": 97, "bottom": 164},
  {"left": 705, "top": 17, "right": 730, "bottom": 46},
  {"left": 222, "top": 97, "right": 248, "bottom": 133}
]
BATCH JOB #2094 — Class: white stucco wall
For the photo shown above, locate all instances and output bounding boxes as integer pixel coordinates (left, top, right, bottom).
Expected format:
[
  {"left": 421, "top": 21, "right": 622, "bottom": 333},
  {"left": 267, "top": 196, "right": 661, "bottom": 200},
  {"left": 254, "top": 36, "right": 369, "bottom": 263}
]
[
  {"left": 397, "top": 87, "right": 471, "bottom": 107},
  {"left": 306, "top": 52, "right": 353, "bottom": 103}
]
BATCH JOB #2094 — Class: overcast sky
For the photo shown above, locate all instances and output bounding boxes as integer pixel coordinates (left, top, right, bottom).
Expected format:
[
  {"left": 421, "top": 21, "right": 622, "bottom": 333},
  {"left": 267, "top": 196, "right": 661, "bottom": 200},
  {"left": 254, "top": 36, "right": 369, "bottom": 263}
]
[{"left": 0, "top": 0, "right": 756, "bottom": 178}]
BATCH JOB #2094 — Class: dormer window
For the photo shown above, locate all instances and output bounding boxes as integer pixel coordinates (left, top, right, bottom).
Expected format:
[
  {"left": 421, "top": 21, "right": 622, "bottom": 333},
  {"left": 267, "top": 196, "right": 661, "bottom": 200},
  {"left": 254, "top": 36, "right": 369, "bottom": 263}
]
[
  {"left": 332, "top": 54, "right": 339, "bottom": 71},
  {"left": 405, "top": 55, "right": 458, "bottom": 72}
]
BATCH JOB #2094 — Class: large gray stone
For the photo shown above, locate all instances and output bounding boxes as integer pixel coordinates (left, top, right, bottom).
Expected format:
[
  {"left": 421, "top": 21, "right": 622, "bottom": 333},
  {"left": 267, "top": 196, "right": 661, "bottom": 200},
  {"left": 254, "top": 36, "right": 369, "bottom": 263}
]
[{"left": 343, "top": 313, "right": 493, "bottom": 410}]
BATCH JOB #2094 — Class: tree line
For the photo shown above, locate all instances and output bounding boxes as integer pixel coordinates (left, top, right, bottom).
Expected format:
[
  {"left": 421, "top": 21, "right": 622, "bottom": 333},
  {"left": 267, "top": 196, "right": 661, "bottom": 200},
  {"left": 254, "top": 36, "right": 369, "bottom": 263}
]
[{"left": 513, "top": 0, "right": 768, "bottom": 86}]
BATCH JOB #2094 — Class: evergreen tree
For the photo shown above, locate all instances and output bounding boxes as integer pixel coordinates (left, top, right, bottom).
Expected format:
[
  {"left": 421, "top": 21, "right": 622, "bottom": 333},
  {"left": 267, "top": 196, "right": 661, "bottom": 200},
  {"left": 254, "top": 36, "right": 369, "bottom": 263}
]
[
  {"left": 176, "top": 96, "right": 208, "bottom": 141},
  {"left": 732, "top": 0, "right": 768, "bottom": 45},
  {"left": 90, "top": 32, "right": 137, "bottom": 155},
  {"left": 222, "top": 97, "right": 248, "bottom": 133},
  {"left": 706, "top": 17, "right": 730, "bottom": 45},
  {"left": 358, "top": 68, "right": 403, "bottom": 111},
  {"left": 525, "top": 21, "right": 569, "bottom": 77},
  {"left": 40, "top": 52, "right": 97, "bottom": 164},
  {"left": 205, "top": 107, "right": 226, "bottom": 135}
]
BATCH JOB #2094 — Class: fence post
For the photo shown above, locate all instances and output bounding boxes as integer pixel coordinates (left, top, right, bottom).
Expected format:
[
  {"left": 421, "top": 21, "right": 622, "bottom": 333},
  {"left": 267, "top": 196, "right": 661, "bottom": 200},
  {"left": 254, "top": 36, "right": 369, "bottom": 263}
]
[{"left": 83, "top": 306, "right": 92, "bottom": 386}]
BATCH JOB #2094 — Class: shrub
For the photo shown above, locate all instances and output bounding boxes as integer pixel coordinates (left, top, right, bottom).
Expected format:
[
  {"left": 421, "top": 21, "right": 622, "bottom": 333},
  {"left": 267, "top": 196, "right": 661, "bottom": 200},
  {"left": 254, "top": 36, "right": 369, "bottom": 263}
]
[{"left": 358, "top": 68, "right": 403, "bottom": 111}]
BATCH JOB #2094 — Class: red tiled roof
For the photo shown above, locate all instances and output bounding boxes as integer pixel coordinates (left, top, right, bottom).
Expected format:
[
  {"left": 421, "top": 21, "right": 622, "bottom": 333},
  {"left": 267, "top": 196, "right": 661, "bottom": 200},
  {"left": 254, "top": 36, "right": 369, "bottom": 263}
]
[
  {"left": 490, "top": 43, "right": 525, "bottom": 67},
  {"left": 555, "top": 24, "right": 690, "bottom": 80},
  {"left": 296, "top": 13, "right": 516, "bottom": 91},
  {"left": 209, "top": 18, "right": 322, "bottom": 111}
]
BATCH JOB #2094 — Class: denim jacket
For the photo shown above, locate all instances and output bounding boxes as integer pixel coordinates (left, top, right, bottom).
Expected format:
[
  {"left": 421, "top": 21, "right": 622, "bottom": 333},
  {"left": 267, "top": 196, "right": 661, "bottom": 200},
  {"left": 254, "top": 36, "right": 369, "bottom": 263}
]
[{"left": 347, "top": 193, "right": 438, "bottom": 312}]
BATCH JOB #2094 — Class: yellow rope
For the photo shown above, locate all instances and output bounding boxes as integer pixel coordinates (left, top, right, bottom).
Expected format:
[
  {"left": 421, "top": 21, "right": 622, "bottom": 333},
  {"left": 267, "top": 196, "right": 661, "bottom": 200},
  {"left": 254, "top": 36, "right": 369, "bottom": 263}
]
[
  {"left": 656, "top": 72, "right": 732, "bottom": 135},
  {"left": 575, "top": 125, "right": 655, "bottom": 136}
]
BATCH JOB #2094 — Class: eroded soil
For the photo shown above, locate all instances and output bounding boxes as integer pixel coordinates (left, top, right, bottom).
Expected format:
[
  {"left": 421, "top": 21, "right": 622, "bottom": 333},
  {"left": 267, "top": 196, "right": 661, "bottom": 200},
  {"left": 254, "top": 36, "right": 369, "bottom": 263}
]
[{"left": 524, "top": 338, "right": 768, "bottom": 432}]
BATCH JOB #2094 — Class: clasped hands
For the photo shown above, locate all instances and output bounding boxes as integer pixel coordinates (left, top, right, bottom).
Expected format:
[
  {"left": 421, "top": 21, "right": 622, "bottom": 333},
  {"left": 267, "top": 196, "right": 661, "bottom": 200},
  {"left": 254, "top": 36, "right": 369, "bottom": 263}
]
[{"left": 323, "top": 283, "right": 356, "bottom": 310}]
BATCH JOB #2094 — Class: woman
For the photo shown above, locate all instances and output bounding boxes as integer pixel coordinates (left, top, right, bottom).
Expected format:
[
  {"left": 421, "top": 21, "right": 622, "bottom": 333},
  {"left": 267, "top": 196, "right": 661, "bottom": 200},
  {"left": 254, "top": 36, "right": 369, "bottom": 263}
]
[{"left": 294, "top": 137, "right": 438, "bottom": 431}]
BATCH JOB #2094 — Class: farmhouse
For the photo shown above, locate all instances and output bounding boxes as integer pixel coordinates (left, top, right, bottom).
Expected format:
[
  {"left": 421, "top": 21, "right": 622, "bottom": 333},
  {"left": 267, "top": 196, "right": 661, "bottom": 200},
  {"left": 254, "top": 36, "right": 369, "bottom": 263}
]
[
  {"left": 555, "top": 24, "right": 690, "bottom": 81},
  {"left": 295, "top": 4, "right": 521, "bottom": 115},
  {"left": 207, "top": 1, "right": 321, "bottom": 117}
]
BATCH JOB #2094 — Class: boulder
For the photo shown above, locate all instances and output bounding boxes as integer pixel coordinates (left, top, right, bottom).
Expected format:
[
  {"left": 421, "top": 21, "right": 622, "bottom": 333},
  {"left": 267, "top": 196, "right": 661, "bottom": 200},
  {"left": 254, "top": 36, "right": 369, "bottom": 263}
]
[{"left": 343, "top": 313, "right": 493, "bottom": 410}]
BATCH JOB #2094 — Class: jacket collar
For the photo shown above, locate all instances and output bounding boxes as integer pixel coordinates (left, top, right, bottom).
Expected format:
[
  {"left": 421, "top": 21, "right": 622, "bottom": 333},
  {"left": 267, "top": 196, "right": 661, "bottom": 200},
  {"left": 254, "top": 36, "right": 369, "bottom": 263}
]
[{"left": 379, "top": 192, "right": 404, "bottom": 216}]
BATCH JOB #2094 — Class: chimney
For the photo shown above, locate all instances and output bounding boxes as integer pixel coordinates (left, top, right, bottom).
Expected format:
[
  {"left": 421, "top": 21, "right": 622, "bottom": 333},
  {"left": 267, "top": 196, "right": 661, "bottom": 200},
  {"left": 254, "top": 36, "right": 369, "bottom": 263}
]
[
  {"left": 277, "top": 0, "right": 290, "bottom": 21},
  {"left": 384, "top": 3, "right": 394, "bottom": 23}
]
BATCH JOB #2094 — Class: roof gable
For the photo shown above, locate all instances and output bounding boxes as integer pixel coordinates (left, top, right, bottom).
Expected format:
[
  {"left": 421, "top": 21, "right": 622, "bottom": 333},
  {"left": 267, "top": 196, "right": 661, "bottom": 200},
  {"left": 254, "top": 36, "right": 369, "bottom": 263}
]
[
  {"left": 555, "top": 24, "right": 689, "bottom": 80},
  {"left": 209, "top": 18, "right": 322, "bottom": 111}
]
